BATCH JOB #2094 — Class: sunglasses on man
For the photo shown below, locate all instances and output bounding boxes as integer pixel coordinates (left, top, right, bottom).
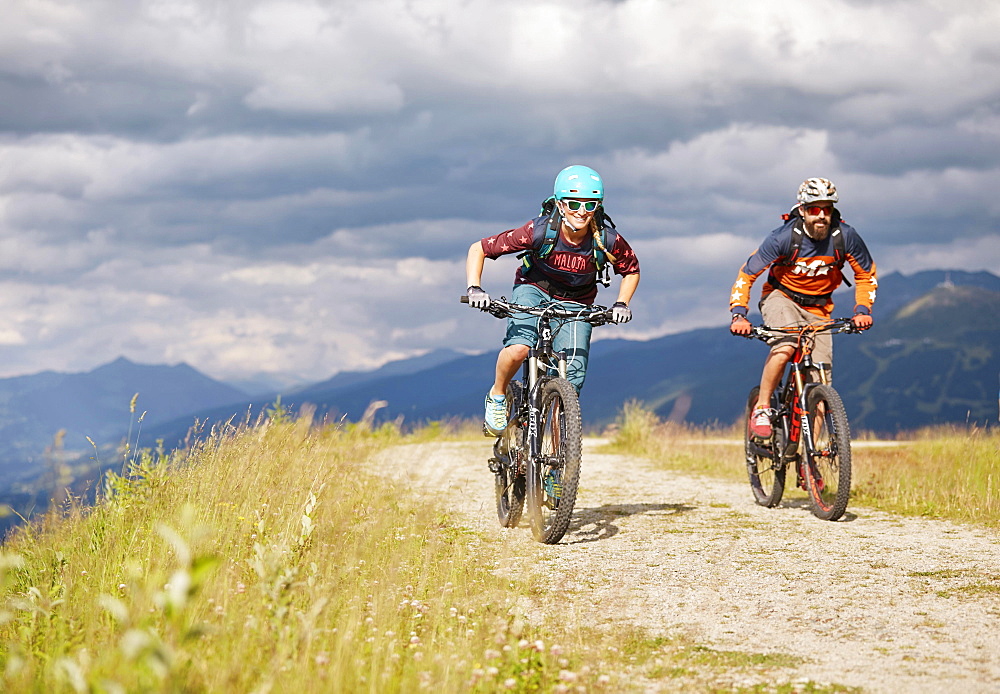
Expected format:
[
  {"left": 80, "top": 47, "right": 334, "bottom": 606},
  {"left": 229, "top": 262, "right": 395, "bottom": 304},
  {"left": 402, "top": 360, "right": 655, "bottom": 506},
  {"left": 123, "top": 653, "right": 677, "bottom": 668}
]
[{"left": 803, "top": 205, "right": 834, "bottom": 216}]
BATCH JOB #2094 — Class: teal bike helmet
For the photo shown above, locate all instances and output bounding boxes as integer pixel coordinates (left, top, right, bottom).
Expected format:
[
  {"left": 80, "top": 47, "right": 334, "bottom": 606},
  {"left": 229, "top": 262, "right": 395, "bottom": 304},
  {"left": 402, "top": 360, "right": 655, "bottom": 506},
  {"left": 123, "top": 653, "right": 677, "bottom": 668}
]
[{"left": 553, "top": 165, "right": 604, "bottom": 200}]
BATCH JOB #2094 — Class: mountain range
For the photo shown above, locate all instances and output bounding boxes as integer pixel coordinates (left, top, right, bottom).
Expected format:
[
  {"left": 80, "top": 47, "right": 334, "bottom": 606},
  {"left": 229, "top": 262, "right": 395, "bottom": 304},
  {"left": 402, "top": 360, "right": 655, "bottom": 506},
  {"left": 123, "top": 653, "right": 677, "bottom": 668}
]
[{"left": 1, "top": 269, "right": 998, "bottom": 532}]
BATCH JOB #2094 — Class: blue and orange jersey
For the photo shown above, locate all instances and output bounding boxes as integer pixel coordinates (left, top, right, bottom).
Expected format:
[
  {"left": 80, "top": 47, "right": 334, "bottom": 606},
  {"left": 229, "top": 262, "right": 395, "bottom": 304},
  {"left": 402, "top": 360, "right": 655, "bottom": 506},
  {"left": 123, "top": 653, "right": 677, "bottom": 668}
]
[
  {"left": 730, "top": 210, "right": 878, "bottom": 318},
  {"left": 481, "top": 216, "right": 639, "bottom": 304}
]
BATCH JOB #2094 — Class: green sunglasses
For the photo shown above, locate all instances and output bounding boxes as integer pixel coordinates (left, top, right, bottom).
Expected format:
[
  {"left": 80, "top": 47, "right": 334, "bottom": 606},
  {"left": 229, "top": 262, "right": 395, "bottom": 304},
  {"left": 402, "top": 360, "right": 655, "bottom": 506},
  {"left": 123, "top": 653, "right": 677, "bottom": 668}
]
[{"left": 561, "top": 199, "right": 600, "bottom": 212}]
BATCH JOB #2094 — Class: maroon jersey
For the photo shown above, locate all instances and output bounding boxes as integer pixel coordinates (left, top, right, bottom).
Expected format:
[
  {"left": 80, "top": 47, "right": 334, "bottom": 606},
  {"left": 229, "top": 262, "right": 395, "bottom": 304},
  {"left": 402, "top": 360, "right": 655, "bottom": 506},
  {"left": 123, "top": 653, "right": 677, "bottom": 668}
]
[{"left": 481, "top": 217, "right": 639, "bottom": 304}]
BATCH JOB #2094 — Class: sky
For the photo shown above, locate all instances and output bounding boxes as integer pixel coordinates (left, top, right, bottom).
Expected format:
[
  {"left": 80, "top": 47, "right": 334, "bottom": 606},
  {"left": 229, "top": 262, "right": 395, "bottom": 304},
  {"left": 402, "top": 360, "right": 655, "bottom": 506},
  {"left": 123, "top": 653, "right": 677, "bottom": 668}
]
[{"left": 1, "top": 0, "right": 999, "bottom": 391}]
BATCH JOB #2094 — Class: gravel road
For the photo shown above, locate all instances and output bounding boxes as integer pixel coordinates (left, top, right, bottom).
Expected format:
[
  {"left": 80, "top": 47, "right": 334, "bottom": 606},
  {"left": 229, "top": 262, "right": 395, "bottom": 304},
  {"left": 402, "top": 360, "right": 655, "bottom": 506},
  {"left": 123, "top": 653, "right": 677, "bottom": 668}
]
[{"left": 383, "top": 438, "right": 1000, "bottom": 693}]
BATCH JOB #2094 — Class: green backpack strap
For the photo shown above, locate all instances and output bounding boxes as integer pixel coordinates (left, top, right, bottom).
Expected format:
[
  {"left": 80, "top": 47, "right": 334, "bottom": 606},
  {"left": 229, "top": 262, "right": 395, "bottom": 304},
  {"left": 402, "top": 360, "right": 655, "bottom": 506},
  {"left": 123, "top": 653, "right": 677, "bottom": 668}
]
[
  {"left": 520, "top": 204, "right": 561, "bottom": 273},
  {"left": 521, "top": 202, "right": 617, "bottom": 283}
]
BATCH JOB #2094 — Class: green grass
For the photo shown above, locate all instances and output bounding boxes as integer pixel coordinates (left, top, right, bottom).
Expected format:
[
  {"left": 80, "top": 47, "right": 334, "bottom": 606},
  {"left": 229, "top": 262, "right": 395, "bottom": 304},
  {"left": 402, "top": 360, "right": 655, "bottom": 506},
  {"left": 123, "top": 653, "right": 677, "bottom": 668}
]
[
  {"left": 0, "top": 415, "right": 596, "bottom": 692},
  {"left": 851, "top": 425, "right": 1000, "bottom": 524},
  {"left": 604, "top": 401, "right": 1000, "bottom": 526},
  {"left": 0, "top": 412, "right": 848, "bottom": 693}
]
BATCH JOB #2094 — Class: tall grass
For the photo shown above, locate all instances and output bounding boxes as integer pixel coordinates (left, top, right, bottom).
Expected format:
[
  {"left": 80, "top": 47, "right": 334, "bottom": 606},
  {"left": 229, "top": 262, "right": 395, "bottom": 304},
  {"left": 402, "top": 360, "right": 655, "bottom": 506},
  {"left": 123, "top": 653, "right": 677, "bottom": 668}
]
[
  {"left": 0, "top": 413, "right": 610, "bottom": 692},
  {"left": 606, "top": 402, "right": 1000, "bottom": 526},
  {"left": 852, "top": 425, "right": 1000, "bottom": 525}
]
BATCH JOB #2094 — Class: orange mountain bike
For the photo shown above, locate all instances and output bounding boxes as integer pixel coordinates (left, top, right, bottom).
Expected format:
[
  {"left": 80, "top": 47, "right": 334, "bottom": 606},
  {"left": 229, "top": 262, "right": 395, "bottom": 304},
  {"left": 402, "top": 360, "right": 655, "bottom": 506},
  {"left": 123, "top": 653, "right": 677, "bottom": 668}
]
[{"left": 738, "top": 319, "right": 861, "bottom": 521}]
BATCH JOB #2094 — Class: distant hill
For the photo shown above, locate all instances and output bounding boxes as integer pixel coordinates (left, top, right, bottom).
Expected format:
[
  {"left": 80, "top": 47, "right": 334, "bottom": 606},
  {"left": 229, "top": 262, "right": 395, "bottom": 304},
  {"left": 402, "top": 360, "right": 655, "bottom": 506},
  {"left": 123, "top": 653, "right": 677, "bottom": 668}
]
[
  {"left": 137, "top": 270, "right": 1000, "bottom": 447},
  {"left": 0, "top": 357, "right": 249, "bottom": 487}
]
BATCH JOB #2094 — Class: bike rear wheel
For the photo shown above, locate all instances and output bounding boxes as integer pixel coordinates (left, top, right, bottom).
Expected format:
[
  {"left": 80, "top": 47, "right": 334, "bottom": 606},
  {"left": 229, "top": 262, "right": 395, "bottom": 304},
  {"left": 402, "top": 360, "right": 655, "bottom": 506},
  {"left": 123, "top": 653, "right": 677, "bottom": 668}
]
[
  {"left": 744, "top": 386, "right": 786, "bottom": 507},
  {"left": 803, "top": 384, "right": 852, "bottom": 521},
  {"left": 526, "top": 378, "right": 582, "bottom": 544},
  {"left": 494, "top": 381, "right": 526, "bottom": 527}
]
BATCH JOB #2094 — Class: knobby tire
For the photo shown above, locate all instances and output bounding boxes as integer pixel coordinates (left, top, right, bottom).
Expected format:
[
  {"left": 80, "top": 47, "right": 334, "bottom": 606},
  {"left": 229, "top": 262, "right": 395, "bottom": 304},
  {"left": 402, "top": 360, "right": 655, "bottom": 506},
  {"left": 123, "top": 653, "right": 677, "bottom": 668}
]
[
  {"left": 803, "top": 384, "right": 852, "bottom": 521},
  {"left": 526, "top": 378, "right": 582, "bottom": 544},
  {"left": 495, "top": 381, "right": 526, "bottom": 527},
  {"left": 744, "top": 386, "right": 786, "bottom": 507}
]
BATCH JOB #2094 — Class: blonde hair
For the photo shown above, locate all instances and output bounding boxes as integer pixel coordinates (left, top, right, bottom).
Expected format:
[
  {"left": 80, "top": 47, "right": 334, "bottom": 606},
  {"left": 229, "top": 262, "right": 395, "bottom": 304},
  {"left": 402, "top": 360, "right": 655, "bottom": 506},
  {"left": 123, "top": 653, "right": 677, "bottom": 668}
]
[{"left": 590, "top": 217, "right": 616, "bottom": 263}]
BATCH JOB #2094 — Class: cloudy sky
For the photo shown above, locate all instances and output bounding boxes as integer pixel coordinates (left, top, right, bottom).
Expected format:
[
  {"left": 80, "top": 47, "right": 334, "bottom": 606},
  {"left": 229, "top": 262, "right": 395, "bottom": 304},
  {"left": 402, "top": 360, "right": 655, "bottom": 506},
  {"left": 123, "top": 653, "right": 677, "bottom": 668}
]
[{"left": 2, "top": 0, "right": 999, "bottom": 390}]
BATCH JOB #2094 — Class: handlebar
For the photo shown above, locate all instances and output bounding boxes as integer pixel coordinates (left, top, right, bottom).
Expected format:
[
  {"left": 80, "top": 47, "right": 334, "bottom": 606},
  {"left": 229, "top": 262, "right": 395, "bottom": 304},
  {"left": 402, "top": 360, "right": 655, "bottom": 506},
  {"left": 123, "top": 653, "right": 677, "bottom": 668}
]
[
  {"left": 739, "top": 318, "right": 861, "bottom": 343},
  {"left": 460, "top": 295, "right": 614, "bottom": 326}
]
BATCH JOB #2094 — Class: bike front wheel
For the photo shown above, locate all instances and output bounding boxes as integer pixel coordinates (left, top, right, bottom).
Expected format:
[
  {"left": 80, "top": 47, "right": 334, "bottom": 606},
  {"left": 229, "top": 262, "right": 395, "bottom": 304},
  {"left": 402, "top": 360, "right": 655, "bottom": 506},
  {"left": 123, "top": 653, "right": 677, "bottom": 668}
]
[
  {"left": 526, "top": 378, "right": 582, "bottom": 544},
  {"left": 803, "top": 384, "right": 852, "bottom": 521},
  {"left": 744, "top": 386, "right": 786, "bottom": 507},
  {"left": 495, "top": 381, "right": 526, "bottom": 528}
]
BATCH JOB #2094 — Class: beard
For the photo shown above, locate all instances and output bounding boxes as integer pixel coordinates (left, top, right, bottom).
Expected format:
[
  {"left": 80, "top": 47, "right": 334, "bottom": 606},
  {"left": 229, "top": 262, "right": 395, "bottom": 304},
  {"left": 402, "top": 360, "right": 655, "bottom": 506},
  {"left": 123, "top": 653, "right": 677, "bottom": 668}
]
[{"left": 803, "top": 218, "right": 830, "bottom": 240}]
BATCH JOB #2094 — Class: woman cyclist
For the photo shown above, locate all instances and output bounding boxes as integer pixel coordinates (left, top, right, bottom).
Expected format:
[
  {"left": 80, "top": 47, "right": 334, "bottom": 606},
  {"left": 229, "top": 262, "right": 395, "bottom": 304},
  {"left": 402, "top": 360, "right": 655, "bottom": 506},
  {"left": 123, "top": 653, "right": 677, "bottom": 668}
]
[{"left": 465, "top": 165, "right": 641, "bottom": 436}]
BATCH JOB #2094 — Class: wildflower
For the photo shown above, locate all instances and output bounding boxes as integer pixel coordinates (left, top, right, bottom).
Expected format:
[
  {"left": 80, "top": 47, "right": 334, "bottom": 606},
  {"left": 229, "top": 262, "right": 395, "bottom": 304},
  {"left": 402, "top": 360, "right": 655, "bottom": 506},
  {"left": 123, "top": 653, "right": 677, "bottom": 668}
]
[
  {"left": 236, "top": 582, "right": 246, "bottom": 594},
  {"left": 486, "top": 667, "right": 499, "bottom": 677},
  {"left": 315, "top": 653, "right": 330, "bottom": 666},
  {"left": 533, "top": 640, "right": 544, "bottom": 652},
  {"left": 518, "top": 639, "right": 529, "bottom": 649},
  {"left": 598, "top": 674, "right": 611, "bottom": 685},
  {"left": 550, "top": 644, "right": 564, "bottom": 657},
  {"left": 484, "top": 649, "right": 501, "bottom": 660},
  {"left": 559, "top": 670, "right": 578, "bottom": 682},
  {"left": 503, "top": 678, "right": 517, "bottom": 689}
]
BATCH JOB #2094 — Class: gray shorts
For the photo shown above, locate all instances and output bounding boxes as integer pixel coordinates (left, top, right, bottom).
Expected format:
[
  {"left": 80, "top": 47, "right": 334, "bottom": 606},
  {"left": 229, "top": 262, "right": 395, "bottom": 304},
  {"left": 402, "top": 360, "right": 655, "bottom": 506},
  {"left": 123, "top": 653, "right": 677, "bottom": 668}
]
[{"left": 760, "top": 291, "right": 833, "bottom": 366}]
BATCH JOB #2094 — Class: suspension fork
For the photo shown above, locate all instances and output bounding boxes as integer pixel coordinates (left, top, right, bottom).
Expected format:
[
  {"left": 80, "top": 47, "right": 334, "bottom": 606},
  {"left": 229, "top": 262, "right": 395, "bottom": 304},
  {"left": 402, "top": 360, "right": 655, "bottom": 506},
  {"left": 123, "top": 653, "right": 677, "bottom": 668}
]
[{"left": 794, "top": 351, "right": 826, "bottom": 459}]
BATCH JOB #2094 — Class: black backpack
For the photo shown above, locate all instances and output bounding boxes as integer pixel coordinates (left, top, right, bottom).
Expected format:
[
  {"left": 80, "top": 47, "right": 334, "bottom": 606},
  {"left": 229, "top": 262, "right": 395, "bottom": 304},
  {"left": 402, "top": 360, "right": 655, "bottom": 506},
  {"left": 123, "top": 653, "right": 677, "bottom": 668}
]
[
  {"left": 519, "top": 197, "right": 617, "bottom": 287},
  {"left": 779, "top": 212, "right": 850, "bottom": 286}
]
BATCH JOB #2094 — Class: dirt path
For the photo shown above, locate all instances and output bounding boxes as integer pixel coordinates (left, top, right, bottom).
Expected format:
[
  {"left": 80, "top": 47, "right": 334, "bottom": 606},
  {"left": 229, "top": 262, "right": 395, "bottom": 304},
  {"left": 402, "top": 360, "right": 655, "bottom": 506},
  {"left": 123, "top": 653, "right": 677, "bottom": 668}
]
[{"left": 382, "top": 438, "right": 1000, "bottom": 693}]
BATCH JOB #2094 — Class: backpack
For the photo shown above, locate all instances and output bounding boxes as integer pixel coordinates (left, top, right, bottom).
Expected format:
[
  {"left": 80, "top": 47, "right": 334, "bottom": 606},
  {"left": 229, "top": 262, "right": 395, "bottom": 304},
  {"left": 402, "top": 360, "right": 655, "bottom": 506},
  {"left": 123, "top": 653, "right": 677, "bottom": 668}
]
[
  {"left": 778, "top": 212, "right": 851, "bottom": 287},
  {"left": 519, "top": 197, "right": 618, "bottom": 287}
]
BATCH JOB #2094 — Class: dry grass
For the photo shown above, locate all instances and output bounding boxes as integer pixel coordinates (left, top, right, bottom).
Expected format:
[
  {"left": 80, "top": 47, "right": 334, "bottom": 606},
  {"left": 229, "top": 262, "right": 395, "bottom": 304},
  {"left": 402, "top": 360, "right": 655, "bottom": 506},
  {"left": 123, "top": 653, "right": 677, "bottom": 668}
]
[
  {"left": 0, "top": 413, "right": 619, "bottom": 692},
  {"left": 605, "top": 401, "right": 1000, "bottom": 526}
]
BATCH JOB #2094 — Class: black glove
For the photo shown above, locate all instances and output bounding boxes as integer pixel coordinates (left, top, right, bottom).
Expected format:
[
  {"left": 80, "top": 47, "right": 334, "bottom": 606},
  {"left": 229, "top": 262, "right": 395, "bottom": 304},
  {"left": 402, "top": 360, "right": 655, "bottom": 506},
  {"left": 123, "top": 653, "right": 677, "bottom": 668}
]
[
  {"left": 611, "top": 301, "right": 632, "bottom": 324},
  {"left": 467, "top": 285, "right": 491, "bottom": 309}
]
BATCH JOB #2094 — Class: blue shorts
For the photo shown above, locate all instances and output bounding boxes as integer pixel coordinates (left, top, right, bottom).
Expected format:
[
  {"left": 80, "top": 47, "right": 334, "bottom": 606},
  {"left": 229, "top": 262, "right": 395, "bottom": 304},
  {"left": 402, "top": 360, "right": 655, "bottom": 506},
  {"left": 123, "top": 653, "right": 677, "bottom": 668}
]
[{"left": 503, "top": 284, "right": 594, "bottom": 392}]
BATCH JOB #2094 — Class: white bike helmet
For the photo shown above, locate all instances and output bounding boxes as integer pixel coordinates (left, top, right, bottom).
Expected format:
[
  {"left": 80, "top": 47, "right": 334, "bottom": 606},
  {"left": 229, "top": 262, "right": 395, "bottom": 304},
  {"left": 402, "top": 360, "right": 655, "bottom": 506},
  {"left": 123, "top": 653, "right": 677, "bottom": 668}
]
[{"left": 797, "top": 177, "right": 838, "bottom": 205}]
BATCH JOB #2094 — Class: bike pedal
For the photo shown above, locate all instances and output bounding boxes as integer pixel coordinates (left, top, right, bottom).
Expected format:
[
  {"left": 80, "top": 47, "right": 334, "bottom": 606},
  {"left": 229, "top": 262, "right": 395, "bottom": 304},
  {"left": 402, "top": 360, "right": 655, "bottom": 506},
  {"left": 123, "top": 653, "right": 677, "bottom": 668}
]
[{"left": 487, "top": 458, "right": 501, "bottom": 474}]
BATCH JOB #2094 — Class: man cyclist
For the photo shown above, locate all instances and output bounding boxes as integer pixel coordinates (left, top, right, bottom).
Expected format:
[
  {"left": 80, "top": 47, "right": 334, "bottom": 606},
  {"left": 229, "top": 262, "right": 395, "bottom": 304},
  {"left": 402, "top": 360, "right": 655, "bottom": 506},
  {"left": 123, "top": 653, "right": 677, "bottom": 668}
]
[
  {"left": 729, "top": 177, "right": 878, "bottom": 438},
  {"left": 466, "top": 165, "right": 641, "bottom": 436}
]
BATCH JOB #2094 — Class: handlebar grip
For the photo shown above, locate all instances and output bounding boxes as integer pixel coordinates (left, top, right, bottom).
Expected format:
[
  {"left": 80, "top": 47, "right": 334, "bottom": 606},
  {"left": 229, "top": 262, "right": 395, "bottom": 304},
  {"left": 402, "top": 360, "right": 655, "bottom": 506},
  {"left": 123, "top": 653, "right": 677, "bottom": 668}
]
[{"left": 460, "top": 296, "right": 469, "bottom": 303}]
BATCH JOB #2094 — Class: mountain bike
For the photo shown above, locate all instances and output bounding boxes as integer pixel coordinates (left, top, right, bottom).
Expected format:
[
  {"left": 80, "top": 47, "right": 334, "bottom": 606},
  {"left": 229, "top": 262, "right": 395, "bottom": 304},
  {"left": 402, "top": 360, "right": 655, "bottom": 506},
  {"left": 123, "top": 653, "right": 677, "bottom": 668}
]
[
  {"left": 737, "top": 319, "right": 861, "bottom": 521},
  {"left": 461, "top": 296, "right": 614, "bottom": 544}
]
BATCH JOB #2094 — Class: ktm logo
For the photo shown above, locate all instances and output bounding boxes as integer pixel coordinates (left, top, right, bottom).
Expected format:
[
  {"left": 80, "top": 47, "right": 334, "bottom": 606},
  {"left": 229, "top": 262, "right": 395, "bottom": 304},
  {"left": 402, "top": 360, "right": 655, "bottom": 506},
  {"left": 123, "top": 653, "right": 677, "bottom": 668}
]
[{"left": 792, "top": 259, "right": 831, "bottom": 277}]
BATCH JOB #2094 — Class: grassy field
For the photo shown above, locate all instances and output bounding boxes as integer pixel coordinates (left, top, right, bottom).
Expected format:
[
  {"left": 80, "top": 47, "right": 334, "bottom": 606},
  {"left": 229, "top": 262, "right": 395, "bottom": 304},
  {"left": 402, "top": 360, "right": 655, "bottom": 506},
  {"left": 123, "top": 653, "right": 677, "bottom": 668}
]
[
  {"left": 603, "top": 401, "right": 1000, "bottom": 527},
  {"left": 1, "top": 408, "right": 864, "bottom": 693}
]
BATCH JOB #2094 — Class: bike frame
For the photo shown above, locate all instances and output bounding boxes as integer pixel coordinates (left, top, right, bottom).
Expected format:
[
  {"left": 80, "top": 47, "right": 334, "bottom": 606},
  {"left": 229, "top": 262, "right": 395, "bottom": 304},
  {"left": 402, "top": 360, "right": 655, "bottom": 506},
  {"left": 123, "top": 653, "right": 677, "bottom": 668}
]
[
  {"left": 507, "top": 312, "right": 576, "bottom": 471},
  {"left": 747, "top": 321, "right": 854, "bottom": 481},
  {"left": 473, "top": 297, "right": 610, "bottom": 474}
]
